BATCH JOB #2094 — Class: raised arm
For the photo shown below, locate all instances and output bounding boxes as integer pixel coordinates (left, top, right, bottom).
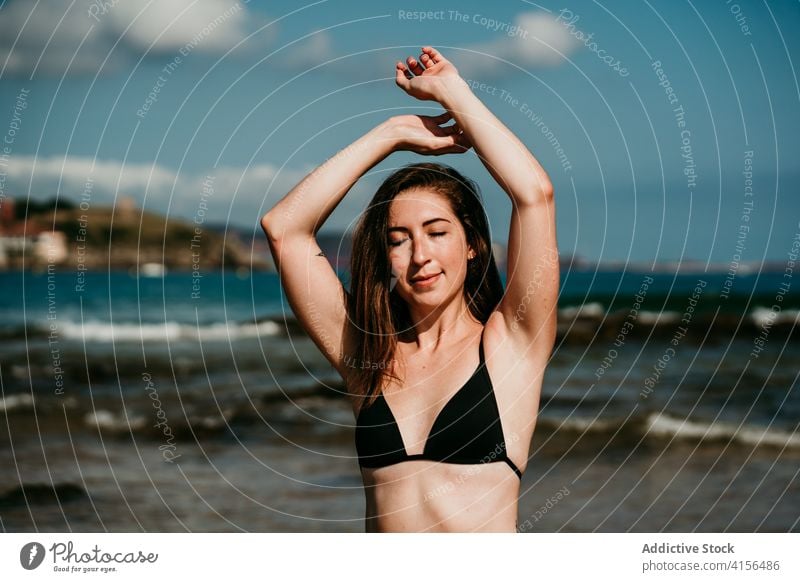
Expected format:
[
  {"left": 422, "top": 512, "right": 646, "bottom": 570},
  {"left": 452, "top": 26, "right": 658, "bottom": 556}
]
[
  {"left": 261, "top": 113, "right": 470, "bottom": 379},
  {"left": 396, "top": 47, "right": 559, "bottom": 365}
]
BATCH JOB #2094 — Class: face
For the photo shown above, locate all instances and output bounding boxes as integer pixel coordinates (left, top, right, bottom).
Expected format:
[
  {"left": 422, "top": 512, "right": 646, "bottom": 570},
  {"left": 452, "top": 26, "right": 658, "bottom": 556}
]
[{"left": 386, "top": 188, "right": 475, "bottom": 309}]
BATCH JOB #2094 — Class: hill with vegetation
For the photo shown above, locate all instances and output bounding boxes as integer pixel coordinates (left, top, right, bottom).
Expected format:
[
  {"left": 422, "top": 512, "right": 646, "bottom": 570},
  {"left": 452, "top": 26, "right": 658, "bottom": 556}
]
[{"left": 8, "top": 197, "right": 262, "bottom": 270}]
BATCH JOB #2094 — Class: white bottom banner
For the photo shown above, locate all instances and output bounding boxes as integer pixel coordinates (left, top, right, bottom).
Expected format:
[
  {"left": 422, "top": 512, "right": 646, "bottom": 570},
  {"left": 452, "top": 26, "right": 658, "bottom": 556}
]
[{"left": 1, "top": 533, "right": 797, "bottom": 580}]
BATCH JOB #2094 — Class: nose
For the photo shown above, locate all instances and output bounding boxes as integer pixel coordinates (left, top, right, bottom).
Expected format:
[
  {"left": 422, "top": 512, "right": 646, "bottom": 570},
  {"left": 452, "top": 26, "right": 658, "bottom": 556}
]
[{"left": 411, "top": 236, "right": 430, "bottom": 266}]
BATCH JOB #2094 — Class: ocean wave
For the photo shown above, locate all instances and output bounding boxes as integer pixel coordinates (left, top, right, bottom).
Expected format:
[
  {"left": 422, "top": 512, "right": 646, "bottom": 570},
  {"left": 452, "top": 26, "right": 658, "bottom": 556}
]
[
  {"left": 3, "top": 319, "right": 284, "bottom": 342},
  {"left": 84, "top": 410, "right": 148, "bottom": 433},
  {"left": 556, "top": 305, "right": 798, "bottom": 329},
  {"left": 558, "top": 302, "right": 605, "bottom": 318},
  {"left": 14, "top": 386, "right": 797, "bottom": 450},
  {"left": 0, "top": 393, "right": 35, "bottom": 413},
  {"left": 538, "top": 411, "right": 800, "bottom": 449},
  {"left": 636, "top": 310, "right": 682, "bottom": 325},
  {"left": 84, "top": 407, "right": 237, "bottom": 438},
  {"left": 750, "top": 308, "right": 800, "bottom": 328},
  {"left": 3, "top": 302, "right": 797, "bottom": 343},
  {"left": 0, "top": 393, "right": 80, "bottom": 414},
  {"left": 643, "top": 412, "right": 800, "bottom": 448}
]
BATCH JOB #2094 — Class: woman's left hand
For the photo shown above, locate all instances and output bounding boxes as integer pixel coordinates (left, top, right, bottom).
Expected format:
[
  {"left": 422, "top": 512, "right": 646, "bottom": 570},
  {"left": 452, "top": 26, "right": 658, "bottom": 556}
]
[
  {"left": 395, "top": 46, "right": 463, "bottom": 103},
  {"left": 381, "top": 112, "right": 472, "bottom": 155}
]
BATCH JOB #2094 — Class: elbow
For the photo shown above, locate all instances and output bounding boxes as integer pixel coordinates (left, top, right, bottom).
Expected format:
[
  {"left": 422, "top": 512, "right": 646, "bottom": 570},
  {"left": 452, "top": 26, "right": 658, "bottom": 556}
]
[
  {"left": 515, "top": 170, "right": 554, "bottom": 205},
  {"left": 261, "top": 208, "right": 316, "bottom": 242},
  {"left": 518, "top": 181, "right": 553, "bottom": 206},
  {"left": 536, "top": 175, "right": 554, "bottom": 200},
  {"left": 541, "top": 180, "right": 554, "bottom": 200},
  {"left": 260, "top": 212, "right": 283, "bottom": 243},
  {"left": 260, "top": 212, "right": 274, "bottom": 232}
]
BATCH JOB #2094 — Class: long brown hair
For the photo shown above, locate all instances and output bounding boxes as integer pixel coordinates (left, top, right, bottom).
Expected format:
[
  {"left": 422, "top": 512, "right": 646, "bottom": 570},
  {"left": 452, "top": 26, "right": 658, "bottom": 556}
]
[{"left": 346, "top": 163, "right": 503, "bottom": 413}]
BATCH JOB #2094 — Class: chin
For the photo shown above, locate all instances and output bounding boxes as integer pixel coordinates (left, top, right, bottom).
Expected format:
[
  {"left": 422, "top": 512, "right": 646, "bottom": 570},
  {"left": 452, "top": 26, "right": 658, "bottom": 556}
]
[{"left": 401, "top": 288, "right": 461, "bottom": 308}]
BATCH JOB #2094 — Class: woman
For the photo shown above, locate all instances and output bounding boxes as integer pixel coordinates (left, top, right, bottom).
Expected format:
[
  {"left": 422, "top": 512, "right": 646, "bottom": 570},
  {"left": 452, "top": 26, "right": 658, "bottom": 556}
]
[{"left": 261, "top": 47, "right": 559, "bottom": 532}]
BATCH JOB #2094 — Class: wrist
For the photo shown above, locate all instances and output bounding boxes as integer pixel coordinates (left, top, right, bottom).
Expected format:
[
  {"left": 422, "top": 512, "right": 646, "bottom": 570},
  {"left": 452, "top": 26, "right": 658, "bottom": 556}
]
[
  {"left": 435, "top": 76, "right": 473, "bottom": 108},
  {"left": 371, "top": 118, "right": 405, "bottom": 154}
]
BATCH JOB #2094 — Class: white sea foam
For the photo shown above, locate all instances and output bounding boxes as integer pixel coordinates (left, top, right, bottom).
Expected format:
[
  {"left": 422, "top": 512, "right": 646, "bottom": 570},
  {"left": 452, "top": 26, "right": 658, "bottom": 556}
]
[
  {"left": 543, "top": 411, "right": 799, "bottom": 449},
  {"left": 57, "top": 319, "right": 282, "bottom": 342},
  {"left": 644, "top": 411, "right": 800, "bottom": 448},
  {"left": 0, "top": 393, "right": 35, "bottom": 412},
  {"left": 750, "top": 308, "right": 800, "bottom": 328},
  {"left": 557, "top": 305, "right": 682, "bottom": 327},
  {"left": 84, "top": 410, "right": 147, "bottom": 431},
  {"left": 558, "top": 302, "right": 605, "bottom": 319},
  {"left": 637, "top": 310, "right": 681, "bottom": 325}
]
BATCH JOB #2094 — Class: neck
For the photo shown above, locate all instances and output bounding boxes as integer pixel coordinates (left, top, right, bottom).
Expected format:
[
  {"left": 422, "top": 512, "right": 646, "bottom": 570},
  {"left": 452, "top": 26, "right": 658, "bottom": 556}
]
[{"left": 402, "top": 295, "right": 481, "bottom": 351}]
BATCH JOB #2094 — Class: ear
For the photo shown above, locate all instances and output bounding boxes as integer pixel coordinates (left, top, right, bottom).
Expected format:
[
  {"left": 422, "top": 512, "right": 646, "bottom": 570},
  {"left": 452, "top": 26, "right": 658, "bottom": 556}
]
[{"left": 467, "top": 247, "right": 476, "bottom": 261}]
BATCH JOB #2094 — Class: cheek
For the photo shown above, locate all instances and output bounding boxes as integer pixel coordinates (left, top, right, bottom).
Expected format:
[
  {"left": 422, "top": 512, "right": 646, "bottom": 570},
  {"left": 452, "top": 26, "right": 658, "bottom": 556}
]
[
  {"left": 442, "top": 241, "right": 468, "bottom": 266},
  {"left": 388, "top": 252, "right": 406, "bottom": 274}
]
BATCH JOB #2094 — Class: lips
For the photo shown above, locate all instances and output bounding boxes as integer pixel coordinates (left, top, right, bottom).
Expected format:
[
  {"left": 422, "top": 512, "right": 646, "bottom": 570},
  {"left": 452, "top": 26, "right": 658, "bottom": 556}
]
[{"left": 411, "top": 272, "right": 441, "bottom": 286}]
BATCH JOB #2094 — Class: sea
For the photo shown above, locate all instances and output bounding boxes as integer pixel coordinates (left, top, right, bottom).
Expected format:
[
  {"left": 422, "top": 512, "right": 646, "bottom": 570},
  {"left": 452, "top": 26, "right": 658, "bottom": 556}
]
[{"left": 1, "top": 267, "right": 798, "bottom": 532}]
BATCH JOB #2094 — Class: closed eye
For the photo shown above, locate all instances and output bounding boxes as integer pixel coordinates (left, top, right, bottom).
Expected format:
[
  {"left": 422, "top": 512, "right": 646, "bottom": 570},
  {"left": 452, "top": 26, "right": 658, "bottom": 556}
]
[{"left": 388, "top": 232, "right": 446, "bottom": 247}]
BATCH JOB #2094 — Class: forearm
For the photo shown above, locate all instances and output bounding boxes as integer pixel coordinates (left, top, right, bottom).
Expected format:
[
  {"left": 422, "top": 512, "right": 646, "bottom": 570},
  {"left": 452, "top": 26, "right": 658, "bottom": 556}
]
[
  {"left": 439, "top": 79, "right": 553, "bottom": 203},
  {"left": 262, "top": 123, "right": 395, "bottom": 238}
]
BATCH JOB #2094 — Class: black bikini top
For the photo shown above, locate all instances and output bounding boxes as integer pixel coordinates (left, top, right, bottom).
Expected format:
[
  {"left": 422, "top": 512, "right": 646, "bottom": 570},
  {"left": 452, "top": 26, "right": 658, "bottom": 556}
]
[{"left": 354, "top": 328, "right": 523, "bottom": 480}]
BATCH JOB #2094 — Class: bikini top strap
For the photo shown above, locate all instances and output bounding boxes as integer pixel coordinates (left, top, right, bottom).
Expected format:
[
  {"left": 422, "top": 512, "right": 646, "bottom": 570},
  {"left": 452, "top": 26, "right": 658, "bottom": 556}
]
[{"left": 478, "top": 326, "right": 486, "bottom": 363}]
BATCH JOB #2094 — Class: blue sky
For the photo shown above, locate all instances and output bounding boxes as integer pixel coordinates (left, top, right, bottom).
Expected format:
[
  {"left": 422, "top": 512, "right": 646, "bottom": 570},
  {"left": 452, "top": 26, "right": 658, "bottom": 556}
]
[{"left": 1, "top": 0, "right": 798, "bottom": 265}]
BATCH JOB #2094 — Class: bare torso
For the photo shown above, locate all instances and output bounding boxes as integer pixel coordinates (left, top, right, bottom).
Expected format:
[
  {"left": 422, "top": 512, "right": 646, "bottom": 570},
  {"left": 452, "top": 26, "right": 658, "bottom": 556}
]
[{"left": 348, "top": 312, "right": 545, "bottom": 532}]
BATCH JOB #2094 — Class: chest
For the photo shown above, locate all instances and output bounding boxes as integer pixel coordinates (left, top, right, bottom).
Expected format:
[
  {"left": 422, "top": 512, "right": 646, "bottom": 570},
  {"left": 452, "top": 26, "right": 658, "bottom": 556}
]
[
  {"left": 379, "top": 343, "right": 537, "bottom": 456},
  {"left": 381, "top": 358, "right": 481, "bottom": 452}
]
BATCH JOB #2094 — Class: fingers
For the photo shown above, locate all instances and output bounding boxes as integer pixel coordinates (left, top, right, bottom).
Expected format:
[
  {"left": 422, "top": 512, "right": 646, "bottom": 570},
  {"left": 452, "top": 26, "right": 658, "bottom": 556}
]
[
  {"left": 423, "top": 115, "right": 459, "bottom": 138},
  {"left": 455, "top": 132, "right": 472, "bottom": 147},
  {"left": 421, "top": 46, "right": 444, "bottom": 64},
  {"left": 397, "top": 48, "right": 444, "bottom": 82},
  {"left": 395, "top": 62, "right": 411, "bottom": 90},
  {"left": 434, "top": 131, "right": 471, "bottom": 152},
  {"left": 434, "top": 141, "right": 471, "bottom": 155},
  {"left": 427, "top": 123, "right": 454, "bottom": 138},
  {"left": 408, "top": 132, "right": 471, "bottom": 156},
  {"left": 441, "top": 123, "right": 460, "bottom": 135},
  {"left": 417, "top": 111, "right": 451, "bottom": 130},
  {"left": 450, "top": 132, "right": 472, "bottom": 151},
  {"left": 406, "top": 56, "right": 425, "bottom": 76},
  {"left": 396, "top": 61, "right": 412, "bottom": 79},
  {"left": 421, "top": 112, "right": 460, "bottom": 137},
  {"left": 429, "top": 111, "right": 452, "bottom": 123}
]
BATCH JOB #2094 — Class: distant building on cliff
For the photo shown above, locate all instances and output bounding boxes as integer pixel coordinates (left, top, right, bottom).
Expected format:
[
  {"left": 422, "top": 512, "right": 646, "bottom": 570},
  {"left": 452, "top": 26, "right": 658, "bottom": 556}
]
[{"left": 0, "top": 197, "right": 68, "bottom": 268}]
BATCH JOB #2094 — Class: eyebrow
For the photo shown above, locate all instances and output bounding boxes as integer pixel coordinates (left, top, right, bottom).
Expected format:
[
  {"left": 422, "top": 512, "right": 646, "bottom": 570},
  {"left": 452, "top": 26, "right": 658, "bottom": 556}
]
[{"left": 387, "top": 218, "right": 451, "bottom": 233}]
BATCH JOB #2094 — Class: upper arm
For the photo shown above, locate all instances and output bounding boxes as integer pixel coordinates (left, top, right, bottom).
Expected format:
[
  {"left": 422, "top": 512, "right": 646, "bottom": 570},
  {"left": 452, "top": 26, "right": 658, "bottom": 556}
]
[
  {"left": 495, "top": 193, "right": 559, "bottom": 366},
  {"left": 261, "top": 218, "right": 352, "bottom": 379}
]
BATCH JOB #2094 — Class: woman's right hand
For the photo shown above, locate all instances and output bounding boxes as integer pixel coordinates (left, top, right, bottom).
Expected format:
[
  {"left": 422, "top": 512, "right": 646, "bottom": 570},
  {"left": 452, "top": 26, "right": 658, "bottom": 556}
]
[
  {"left": 395, "top": 47, "right": 463, "bottom": 103},
  {"left": 381, "top": 112, "right": 472, "bottom": 156}
]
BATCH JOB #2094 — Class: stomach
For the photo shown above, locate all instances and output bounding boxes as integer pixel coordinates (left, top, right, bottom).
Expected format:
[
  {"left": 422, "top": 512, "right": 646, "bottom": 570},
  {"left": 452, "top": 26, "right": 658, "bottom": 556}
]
[{"left": 360, "top": 459, "right": 520, "bottom": 532}]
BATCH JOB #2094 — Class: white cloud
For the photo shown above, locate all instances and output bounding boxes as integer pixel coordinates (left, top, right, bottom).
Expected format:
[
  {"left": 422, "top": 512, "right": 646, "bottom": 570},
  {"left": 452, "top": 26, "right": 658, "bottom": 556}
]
[
  {"left": 267, "top": 11, "right": 579, "bottom": 79},
  {"left": 273, "top": 31, "right": 335, "bottom": 72},
  {"left": 0, "top": 0, "right": 274, "bottom": 77},
  {"left": 107, "top": 0, "right": 255, "bottom": 55},
  {"left": 0, "top": 4, "right": 576, "bottom": 80},
  {"left": 455, "top": 12, "right": 581, "bottom": 78},
  {"left": 6, "top": 155, "right": 178, "bottom": 199},
  {"left": 5, "top": 155, "right": 282, "bottom": 217}
]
